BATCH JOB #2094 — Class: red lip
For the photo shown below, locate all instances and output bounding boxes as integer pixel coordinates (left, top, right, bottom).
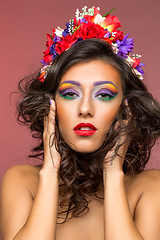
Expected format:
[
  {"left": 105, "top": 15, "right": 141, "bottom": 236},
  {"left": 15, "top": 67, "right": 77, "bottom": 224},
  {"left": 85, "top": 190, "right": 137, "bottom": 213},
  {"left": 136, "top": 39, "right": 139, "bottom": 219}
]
[
  {"left": 73, "top": 123, "right": 97, "bottom": 136},
  {"left": 73, "top": 123, "right": 97, "bottom": 130}
]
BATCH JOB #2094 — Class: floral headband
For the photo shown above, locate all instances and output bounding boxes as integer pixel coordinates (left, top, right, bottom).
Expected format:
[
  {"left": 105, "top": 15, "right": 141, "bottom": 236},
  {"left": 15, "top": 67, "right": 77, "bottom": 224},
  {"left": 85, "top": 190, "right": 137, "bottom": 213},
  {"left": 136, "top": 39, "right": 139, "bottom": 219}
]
[{"left": 38, "top": 6, "right": 144, "bottom": 82}]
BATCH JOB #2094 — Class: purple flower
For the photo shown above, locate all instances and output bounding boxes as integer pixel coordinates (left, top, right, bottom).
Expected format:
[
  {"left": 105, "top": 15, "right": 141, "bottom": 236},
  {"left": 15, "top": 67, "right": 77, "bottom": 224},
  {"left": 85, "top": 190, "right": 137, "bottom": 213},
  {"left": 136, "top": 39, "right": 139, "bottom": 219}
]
[
  {"left": 103, "top": 30, "right": 111, "bottom": 38},
  {"left": 135, "top": 63, "right": 145, "bottom": 74},
  {"left": 116, "top": 33, "right": 134, "bottom": 58},
  {"left": 62, "top": 23, "right": 70, "bottom": 37},
  {"left": 40, "top": 59, "right": 48, "bottom": 65},
  {"left": 80, "top": 18, "right": 88, "bottom": 23},
  {"left": 53, "top": 35, "right": 61, "bottom": 43}
]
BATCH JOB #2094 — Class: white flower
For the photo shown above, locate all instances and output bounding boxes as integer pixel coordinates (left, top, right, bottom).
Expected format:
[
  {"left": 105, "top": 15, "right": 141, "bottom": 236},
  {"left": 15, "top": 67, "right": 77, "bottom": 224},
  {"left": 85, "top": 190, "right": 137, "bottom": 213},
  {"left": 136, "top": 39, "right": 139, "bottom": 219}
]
[
  {"left": 75, "top": 8, "right": 80, "bottom": 20},
  {"left": 112, "top": 32, "right": 116, "bottom": 38},
  {"left": 94, "top": 14, "right": 106, "bottom": 25},
  {"left": 126, "top": 56, "right": 135, "bottom": 66},
  {"left": 55, "top": 27, "right": 64, "bottom": 37},
  {"left": 132, "top": 69, "right": 143, "bottom": 80},
  {"left": 111, "top": 43, "right": 118, "bottom": 54}
]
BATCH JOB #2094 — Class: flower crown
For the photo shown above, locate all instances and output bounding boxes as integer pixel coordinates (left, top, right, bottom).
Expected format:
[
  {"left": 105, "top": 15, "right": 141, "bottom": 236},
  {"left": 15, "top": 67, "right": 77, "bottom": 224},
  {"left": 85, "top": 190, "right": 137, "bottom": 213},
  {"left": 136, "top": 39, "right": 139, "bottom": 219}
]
[{"left": 38, "top": 6, "right": 144, "bottom": 82}]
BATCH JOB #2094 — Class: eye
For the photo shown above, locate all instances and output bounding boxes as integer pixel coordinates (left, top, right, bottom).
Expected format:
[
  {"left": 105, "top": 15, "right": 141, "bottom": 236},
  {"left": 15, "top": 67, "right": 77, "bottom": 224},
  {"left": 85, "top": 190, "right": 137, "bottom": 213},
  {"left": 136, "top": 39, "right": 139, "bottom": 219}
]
[
  {"left": 98, "top": 93, "right": 113, "bottom": 99},
  {"left": 58, "top": 89, "right": 79, "bottom": 99},
  {"left": 95, "top": 89, "right": 117, "bottom": 101},
  {"left": 63, "top": 92, "right": 78, "bottom": 99}
]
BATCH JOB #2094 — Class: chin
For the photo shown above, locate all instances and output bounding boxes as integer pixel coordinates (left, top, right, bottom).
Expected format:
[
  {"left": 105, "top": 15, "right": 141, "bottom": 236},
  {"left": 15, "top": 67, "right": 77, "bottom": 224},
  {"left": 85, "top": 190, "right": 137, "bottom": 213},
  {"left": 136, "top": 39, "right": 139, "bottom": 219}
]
[{"left": 67, "top": 141, "right": 103, "bottom": 154}]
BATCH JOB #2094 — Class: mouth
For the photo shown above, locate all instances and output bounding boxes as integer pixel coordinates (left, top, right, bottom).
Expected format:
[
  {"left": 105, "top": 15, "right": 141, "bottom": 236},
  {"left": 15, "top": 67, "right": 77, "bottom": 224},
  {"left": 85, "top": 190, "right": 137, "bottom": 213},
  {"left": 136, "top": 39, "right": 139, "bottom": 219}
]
[{"left": 73, "top": 123, "right": 97, "bottom": 136}]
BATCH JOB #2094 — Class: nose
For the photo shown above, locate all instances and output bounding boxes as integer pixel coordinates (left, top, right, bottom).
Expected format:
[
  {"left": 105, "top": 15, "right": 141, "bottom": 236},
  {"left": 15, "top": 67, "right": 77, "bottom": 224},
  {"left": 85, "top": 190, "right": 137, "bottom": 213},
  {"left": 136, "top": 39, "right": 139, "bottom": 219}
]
[{"left": 78, "top": 95, "right": 94, "bottom": 117}]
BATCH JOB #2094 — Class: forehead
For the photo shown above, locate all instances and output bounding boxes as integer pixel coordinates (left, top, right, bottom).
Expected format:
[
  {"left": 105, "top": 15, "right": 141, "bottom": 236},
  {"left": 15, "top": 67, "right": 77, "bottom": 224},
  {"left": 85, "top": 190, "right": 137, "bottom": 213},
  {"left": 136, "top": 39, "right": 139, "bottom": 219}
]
[{"left": 59, "top": 60, "right": 122, "bottom": 89}]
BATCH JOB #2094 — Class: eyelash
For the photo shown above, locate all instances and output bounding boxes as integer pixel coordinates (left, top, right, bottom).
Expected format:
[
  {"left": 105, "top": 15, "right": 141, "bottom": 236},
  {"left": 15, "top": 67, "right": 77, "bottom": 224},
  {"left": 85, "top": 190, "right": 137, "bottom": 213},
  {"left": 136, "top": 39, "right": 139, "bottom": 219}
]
[
  {"left": 95, "top": 89, "right": 117, "bottom": 101},
  {"left": 59, "top": 90, "right": 79, "bottom": 99},
  {"left": 59, "top": 89, "right": 117, "bottom": 100}
]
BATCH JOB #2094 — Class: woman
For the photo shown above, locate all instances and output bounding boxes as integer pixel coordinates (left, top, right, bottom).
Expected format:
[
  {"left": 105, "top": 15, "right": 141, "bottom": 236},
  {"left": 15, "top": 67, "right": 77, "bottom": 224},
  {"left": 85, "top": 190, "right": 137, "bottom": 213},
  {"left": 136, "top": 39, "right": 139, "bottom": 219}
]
[{"left": 1, "top": 6, "right": 160, "bottom": 240}]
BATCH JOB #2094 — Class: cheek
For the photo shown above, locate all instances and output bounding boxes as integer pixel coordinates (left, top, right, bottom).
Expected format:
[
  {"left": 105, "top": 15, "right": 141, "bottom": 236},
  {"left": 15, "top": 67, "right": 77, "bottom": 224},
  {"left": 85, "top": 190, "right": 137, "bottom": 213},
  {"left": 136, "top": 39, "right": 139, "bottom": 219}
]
[
  {"left": 55, "top": 94, "right": 64, "bottom": 119},
  {"left": 99, "top": 101, "right": 122, "bottom": 131},
  {"left": 56, "top": 102, "right": 66, "bottom": 126},
  {"left": 55, "top": 99, "right": 74, "bottom": 131}
]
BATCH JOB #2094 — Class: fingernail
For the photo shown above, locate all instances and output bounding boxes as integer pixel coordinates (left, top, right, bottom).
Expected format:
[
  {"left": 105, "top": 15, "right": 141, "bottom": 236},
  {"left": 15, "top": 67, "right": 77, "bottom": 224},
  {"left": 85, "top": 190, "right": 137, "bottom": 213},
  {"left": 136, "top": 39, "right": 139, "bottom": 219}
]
[{"left": 50, "top": 99, "right": 52, "bottom": 105}]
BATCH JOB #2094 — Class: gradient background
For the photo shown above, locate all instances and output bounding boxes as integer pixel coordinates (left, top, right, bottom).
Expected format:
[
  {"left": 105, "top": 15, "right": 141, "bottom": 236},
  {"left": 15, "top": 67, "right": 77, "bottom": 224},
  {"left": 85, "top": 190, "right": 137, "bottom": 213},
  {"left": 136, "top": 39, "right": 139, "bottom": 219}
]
[{"left": 0, "top": 0, "right": 160, "bottom": 187}]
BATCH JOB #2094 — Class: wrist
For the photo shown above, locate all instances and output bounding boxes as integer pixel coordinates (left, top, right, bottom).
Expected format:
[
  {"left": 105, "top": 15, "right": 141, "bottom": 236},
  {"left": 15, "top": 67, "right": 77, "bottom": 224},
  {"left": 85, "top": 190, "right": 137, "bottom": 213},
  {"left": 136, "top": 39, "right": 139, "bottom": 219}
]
[
  {"left": 103, "top": 169, "right": 124, "bottom": 185},
  {"left": 40, "top": 167, "right": 59, "bottom": 181}
]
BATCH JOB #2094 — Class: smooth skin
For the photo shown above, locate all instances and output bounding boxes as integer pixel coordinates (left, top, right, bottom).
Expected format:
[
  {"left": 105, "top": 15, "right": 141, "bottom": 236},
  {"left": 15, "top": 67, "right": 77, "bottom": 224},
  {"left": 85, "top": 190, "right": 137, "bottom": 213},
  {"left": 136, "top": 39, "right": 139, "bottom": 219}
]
[
  {"left": 1, "top": 60, "right": 160, "bottom": 240},
  {"left": 55, "top": 60, "right": 123, "bottom": 153}
]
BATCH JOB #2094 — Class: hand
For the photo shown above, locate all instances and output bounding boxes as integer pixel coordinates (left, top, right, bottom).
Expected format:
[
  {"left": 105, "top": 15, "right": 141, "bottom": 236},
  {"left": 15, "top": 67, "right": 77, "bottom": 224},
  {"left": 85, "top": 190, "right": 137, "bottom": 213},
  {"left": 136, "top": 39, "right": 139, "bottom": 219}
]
[
  {"left": 43, "top": 99, "right": 61, "bottom": 174},
  {"left": 103, "top": 121, "right": 130, "bottom": 172}
]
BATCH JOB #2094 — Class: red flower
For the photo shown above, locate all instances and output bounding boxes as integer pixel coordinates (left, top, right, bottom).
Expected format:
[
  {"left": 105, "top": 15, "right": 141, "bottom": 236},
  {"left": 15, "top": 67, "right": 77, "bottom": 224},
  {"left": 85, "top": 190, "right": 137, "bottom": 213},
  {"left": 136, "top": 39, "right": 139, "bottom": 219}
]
[
  {"left": 73, "top": 22, "right": 107, "bottom": 40},
  {"left": 101, "top": 14, "right": 121, "bottom": 32},
  {"left": 83, "top": 14, "right": 94, "bottom": 23},
  {"left": 55, "top": 35, "right": 74, "bottom": 54},
  {"left": 90, "top": 7, "right": 121, "bottom": 32},
  {"left": 42, "top": 54, "right": 53, "bottom": 64},
  {"left": 47, "top": 33, "right": 54, "bottom": 47},
  {"left": 43, "top": 34, "right": 54, "bottom": 56},
  {"left": 103, "top": 38, "right": 112, "bottom": 45},
  {"left": 133, "top": 58, "right": 140, "bottom": 68},
  {"left": 111, "top": 30, "right": 124, "bottom": 42}
]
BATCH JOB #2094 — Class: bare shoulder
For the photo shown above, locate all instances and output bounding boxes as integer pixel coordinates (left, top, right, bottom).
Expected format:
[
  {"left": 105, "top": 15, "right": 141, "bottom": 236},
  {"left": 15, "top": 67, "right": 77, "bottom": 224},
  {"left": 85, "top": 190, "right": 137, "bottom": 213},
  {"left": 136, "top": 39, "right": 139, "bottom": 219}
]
[
  {"left": 133, "top": 169, "right": 160, "bottom": 187},
  {"left": 3, "top": 163, "right": 41, "bottom": 176},
  {"left": 125, "top": 169, "right": 160, "bottom": 196},
  {"left": 135, "top": 168, "right": 160, "bottom": 201},
  {"left": 1, "top": 164, "right": 41, "bottom": 197},
  {"left": 0, "top": 164, "right": 42, "bottom": 239},
  {"left": 133, "top": 169, "right": 160, "bottom": 239}
]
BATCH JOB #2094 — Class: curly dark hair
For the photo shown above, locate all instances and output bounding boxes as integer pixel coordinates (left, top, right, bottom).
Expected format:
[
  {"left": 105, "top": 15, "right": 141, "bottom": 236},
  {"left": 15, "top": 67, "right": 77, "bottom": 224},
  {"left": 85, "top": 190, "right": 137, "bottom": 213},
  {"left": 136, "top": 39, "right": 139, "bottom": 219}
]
[{"left": 17, "top": 38, "right": 160, "bottom": 222}]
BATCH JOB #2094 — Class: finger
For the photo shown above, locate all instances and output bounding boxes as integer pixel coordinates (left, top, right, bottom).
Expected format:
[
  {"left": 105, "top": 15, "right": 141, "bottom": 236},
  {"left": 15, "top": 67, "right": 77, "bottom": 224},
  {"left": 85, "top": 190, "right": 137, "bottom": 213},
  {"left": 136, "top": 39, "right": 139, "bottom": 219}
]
[
  {"left": 48, "top": 99, "right": 56, "bottom": 134},
  {"left": 43, "top": 99, "right": 61, "bottom": 170},
  {"left": 43, "top": 115, "right": 48, "bottom": 137},
  {"left": 43, "top": 99, "right": 55, "bottom": 144}
]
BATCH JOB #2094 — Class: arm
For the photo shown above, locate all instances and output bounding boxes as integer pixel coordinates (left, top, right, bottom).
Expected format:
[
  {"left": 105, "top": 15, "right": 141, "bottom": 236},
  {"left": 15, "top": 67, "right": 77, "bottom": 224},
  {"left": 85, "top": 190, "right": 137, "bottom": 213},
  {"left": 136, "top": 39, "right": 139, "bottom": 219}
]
[
  {"left": 103, "top": 138, "right": 160, "bottom": 240},
  {"left": 103, "top": 169, "right": 144, "bottom": 240},
  {"left": 0, "top": 100, "right": 60, "bottom": 240}
]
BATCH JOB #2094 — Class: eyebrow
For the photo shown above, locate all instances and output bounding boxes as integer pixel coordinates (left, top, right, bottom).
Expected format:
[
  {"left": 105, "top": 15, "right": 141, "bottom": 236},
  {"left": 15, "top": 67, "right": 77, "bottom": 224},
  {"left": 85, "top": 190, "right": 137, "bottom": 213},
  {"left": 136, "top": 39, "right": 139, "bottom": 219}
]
[
  {"left": 60, "top": 80, "right": 81, "bottom": 86},
  {"left": 93, "top": 81, "right": 117, "bottom": 89},
  {"left": 60, "top": 80, "right": 117, "bottom": 89}
]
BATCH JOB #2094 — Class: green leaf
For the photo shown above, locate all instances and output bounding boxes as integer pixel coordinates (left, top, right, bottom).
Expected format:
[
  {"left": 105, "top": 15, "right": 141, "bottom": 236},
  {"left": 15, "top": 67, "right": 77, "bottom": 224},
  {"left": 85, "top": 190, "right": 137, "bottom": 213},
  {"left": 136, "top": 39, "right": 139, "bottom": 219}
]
[{"left": 102, "top": 7, "right": 116, "bottom": 17}]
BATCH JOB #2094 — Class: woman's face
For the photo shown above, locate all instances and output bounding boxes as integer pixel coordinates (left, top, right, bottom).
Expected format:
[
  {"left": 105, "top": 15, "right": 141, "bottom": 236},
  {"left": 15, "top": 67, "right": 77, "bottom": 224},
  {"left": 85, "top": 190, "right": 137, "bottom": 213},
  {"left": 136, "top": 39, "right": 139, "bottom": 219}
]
[{"left": 55, "top": 59, "right": 123, "bottom": 153}]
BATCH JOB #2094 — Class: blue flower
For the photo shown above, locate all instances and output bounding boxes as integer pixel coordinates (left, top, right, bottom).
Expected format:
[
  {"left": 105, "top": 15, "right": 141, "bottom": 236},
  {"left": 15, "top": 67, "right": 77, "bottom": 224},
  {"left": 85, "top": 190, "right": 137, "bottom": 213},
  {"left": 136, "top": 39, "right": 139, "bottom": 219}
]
[
  {"left": 74, "top": 38, "right": 83, "bottom": 44},
  {"left": 116, "top": 33, "right": 134, "bottom": 58},
  {"left": 50, "top": 44, "right": 58, "bottom": 59}
]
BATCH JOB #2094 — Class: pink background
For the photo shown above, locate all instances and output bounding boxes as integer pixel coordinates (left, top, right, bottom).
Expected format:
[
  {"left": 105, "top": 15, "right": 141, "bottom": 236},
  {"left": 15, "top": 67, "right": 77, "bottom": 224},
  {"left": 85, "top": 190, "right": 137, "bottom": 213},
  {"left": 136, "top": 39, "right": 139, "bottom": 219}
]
[{"left": 0, "top": 0, "right": 160, "bottom": 185}]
